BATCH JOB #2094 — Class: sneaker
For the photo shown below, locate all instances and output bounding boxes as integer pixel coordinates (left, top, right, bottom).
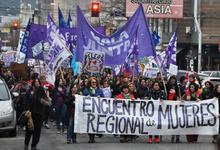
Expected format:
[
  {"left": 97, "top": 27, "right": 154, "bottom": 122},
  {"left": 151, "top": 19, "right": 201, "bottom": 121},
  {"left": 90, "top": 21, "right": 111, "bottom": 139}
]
[
  {"left": 24, "top": 145, "right": 28, "bottom": 150},
  {"left": 72, "top": 140, "right": 77, "bottom": 144},
  {"left": 176, "top": 138, "right": 180, "bottom": 143},
  {"left": 212, "top": 139, "right": 217, "bottom": 144},
  {"left": 45, "top": 124, "right": 50, "bottom": 129},
  {"left": 62, "top": 130, "right": 67, "bottom": 134},
  {"left": 96, "top": 134, "right": 103, "bottom": 138},
  {"left": 148, "top": 138, "right": 153, "bottom": 143},
  {"left": 67, "top": 139, "right": 71, "bottom": 144},
  {"left": 57, "top": 131, "right": 61, "bottom": 134},
  {"left": 88, "top": 140, "right": 95, "bottom": 143},
  {"left": 31, "top": 147, "right": 40, "bottom": 150},
  {"left": 155, "top": 137, "right": 160, "bottom": 143},
  {"left": 120, "top": 139, "right": 126, "bottom": 143}
]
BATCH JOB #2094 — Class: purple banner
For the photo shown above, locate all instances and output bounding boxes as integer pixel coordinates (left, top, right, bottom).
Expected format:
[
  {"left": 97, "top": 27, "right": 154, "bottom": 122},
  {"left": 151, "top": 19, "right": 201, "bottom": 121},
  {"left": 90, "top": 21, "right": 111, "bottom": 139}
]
[
  {"left": 77, "top": 5, "right": 155, "bottom": 66},
  {"left": 27, "top": 24, "right": 105, "bottom": 60}
]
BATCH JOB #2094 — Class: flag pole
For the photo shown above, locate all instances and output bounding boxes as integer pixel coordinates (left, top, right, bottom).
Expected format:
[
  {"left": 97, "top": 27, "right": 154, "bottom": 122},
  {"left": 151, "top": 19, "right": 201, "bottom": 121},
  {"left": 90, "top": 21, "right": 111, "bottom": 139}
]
[
  {"left": 132, "top": 53, "right": 138, "bottom": 83},
  {"left": 59, "top": 67, "right": 65, "bottom": 81},
  {"left": 155, "top": 56, "right": 168, "bottom": 96},
  {"left": 159, "top": 67, "right": 168, "bottom": 96},
  {"left": 37, "top": 59, "right": 42, "bottom": 75}
]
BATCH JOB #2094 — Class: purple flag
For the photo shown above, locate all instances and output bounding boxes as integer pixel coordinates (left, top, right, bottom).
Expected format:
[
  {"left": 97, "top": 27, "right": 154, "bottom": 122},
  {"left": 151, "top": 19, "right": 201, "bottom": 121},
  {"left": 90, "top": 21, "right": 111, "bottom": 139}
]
[
  {"left": 47, "top": 13, "right": 60, "bottom": 46},
  {"left": 159, "top": 31, "right": 177, "bottom": 75},
  {"left": 67, "top": 10, "right": 72, "bottom": 28},
  {"left": 76, "top": 5, "right": 155, "bottom": 66},
  {"left": 26, "top": 24, "right": 105, "bottom": 60},
  {"left": 45, "top": 15, "right": 72, "bottom": 84},
  {"left": 152, "top": 31, "right": 160, "bottom": 48},
  {"left": 58, "top": 7, "right": 67, "bottom": 28}
]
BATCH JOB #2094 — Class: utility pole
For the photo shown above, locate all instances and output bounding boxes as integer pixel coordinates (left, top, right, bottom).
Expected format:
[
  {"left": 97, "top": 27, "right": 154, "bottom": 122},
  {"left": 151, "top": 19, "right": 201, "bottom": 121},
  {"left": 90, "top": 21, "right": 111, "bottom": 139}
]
[{"left": 194, "top": 0, "right": 202, "bottom": 72}]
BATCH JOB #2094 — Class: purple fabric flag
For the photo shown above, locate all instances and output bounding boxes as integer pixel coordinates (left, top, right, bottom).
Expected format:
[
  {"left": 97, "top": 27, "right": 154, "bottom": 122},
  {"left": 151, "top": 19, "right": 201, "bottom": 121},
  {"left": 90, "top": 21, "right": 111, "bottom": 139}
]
[
  {"left": 76, "top": 4, "right": 156, "bottom": 66},
  {"left": 152, "top": 31, "right": 160, "bottom": 48},
  {"left": 58, "top": 6, "right": 67, "bottom": 28},
  {"left": 45, "top": 15, "right": 72, "bottom": 84},
  {"left": 47, "top": 13, "right": 60, "bottom": 46},
  {"left": 67, "top": 10, "right": 72, "bottom": 28},
  {"left": 160, "top": 31, "right": 177, "bottom": 74},
  {"left": 26, "top": 24, "right": 104, "bottom": 60}
]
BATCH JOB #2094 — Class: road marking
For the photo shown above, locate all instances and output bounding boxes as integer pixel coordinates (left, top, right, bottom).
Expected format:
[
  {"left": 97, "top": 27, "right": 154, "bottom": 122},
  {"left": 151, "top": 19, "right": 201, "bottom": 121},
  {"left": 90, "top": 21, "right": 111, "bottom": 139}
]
[
  {"left": 156, "top": 145, "right": 172, "bottom": 150},
  {"left": 0, "top": 137, "right": 24, "bottom": 141}
]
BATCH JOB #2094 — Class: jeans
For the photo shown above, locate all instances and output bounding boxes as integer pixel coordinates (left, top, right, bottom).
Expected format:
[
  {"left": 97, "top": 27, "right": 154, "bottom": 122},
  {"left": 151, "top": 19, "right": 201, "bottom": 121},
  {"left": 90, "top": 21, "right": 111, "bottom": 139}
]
[
  {"left": 67, "top": 115, "right": 77, "bottom": 142},
  {"left": 55, "top": 104, "right": 67, "bottom": 130}
]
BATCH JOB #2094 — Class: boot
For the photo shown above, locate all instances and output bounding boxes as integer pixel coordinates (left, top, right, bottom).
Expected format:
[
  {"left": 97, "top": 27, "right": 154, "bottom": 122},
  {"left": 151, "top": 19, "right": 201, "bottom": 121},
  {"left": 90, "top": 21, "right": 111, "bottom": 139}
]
[
  {"left": 24, "top": 145, "right": 28, "bottom": 150},
  {"left": 171, "top": 135, "right": 175, "bottom": 143}
]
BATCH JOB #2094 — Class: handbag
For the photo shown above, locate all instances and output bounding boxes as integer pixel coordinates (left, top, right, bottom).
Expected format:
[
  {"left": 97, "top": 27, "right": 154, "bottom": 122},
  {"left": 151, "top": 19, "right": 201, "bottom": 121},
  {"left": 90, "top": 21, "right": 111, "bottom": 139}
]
[{"left": 17, "top": 111, "right": 28, "bottom": 127}]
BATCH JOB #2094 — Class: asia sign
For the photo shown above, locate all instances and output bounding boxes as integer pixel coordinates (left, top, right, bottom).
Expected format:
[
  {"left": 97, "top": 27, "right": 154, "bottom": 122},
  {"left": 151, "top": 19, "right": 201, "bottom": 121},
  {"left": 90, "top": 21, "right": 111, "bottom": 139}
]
[{"left": 126, "top": 0, "right": 183, "bottom": 18}]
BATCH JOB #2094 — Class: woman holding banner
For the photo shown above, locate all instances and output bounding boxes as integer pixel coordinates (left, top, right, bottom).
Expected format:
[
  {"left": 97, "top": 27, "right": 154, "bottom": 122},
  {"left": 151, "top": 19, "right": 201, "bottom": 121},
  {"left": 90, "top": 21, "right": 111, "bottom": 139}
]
[
  {"left": 147, "top": 81, "right": 167, "bottom": 143},
  {"left": 137, "top": 78, "right": 149, "bottom": 99},
  {"left": 116, "top": 84, "right": 135, "bottom": 143},
  {"left": 83, "top": 77, "right": 104, "bottom": 143},
  {"left": 186, "top": 83, "right": 201, "bottom": 143},
  {"left": 101, "top": 79, "right": 112, "bottom": 98},
  {"left": 66, "top": 83, "right": 79, "bottom": 144},
  {"left": 128, "top": 82, "right": 138, "bottom": 99},
  {"left": 202, "top": 81, "right": 214, "bottom": 100},
  {"left": 166, "top": 76, "right": 181, "bottom": 143},
  {"left": 213, "top": 84, "right": 220, "bottom": 143}
]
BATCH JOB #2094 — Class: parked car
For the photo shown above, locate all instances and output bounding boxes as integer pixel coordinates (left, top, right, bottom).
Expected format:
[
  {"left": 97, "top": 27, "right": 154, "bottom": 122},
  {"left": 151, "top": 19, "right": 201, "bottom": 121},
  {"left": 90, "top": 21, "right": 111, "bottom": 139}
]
[
  {"left": 177, "top": 70, "right": 209, "bottom": 82},
  {"left": 201, "top": 71, "right": 220, "bottom": 78},
  {"left": 202, "top": 77, "right": 220, "bottom": 87},
  {"left": 0, "top": 77, "right": 17, "bottom": 137}
]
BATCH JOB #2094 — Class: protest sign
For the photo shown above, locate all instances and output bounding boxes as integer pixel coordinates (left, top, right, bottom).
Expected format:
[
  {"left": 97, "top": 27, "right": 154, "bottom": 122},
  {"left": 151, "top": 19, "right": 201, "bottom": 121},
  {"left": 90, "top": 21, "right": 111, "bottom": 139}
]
[
  {"left": 75, "top": 95, "right": 219, "bottom": 135},
  {"left": 2, "top": 51, "right": 16, "bottom": 67},
  {"left": 82, "top": 50, "right": 105, "bottom": 76}
]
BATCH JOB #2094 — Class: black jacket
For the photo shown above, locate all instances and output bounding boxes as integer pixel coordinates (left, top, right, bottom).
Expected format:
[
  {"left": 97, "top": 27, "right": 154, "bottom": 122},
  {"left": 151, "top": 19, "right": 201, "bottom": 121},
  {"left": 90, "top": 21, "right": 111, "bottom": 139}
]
[
  {"left": 147, "top": 89, "right": 167, "bottom": 100},
  {"left": 137, "top": 85, "right": 149, "bottom": 99},
  {"left": 65, "top": 94, "right": 76, "bottom": 122},
  {"left": 25, "top": 86, "right": 47, "bottom": 116}
]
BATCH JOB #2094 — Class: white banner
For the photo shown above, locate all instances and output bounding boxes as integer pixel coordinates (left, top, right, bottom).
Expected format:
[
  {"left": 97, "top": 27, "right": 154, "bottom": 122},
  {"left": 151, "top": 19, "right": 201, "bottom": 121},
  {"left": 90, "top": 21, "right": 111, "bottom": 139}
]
[
  {"left": 75, "top": 95, "right": 219, "bottom": 135},
  {"left": 45, "top": 36, "right": 72, "bottom": 84},
  {"left": 15, "top": 31, "right": 25, "bottom": 64}
]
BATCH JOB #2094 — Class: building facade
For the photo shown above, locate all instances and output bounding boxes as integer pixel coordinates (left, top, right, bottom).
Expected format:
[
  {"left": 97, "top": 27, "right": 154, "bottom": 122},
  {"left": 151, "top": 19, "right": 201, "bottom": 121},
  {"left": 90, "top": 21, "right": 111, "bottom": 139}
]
[{"left": 177, "top": 0, "right": 220, "bottom": 71}]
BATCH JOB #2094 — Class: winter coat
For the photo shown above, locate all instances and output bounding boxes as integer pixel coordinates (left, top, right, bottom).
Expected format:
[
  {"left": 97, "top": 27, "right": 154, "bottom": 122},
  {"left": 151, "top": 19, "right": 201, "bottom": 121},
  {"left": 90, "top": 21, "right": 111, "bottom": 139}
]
[
  {"left": 137, "top": 85, "right": 149, "bottom": 99},
  {"left": 147, "top": 89, "right": 167, "bottom": 100}
]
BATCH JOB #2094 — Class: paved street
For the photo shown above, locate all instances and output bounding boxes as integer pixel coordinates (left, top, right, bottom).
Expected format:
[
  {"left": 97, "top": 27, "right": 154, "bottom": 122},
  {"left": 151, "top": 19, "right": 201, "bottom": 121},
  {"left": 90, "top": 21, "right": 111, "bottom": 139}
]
[{"left": 0, "top": 124, "right": 216, "bottom": 150}]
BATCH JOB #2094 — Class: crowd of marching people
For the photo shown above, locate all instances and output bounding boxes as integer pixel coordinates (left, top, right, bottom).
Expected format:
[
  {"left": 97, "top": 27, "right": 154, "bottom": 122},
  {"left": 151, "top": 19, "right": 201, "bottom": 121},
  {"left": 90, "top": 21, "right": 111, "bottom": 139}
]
[{"left": 0, "top": 66, "right": 220, "bottom": 149}]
